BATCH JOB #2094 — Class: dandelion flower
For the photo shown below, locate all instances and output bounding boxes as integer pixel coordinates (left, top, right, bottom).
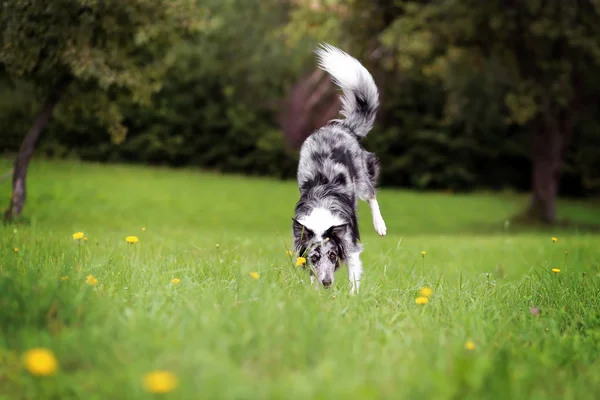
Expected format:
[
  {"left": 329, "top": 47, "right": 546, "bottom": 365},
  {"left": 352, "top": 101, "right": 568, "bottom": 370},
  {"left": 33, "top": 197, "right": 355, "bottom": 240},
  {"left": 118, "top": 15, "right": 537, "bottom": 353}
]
[
  {"left": 86, "top": 275, "right": 98, "bottom": 286},
  {"left": 415, "top": 296, "right": 429, "bottom": 305},
  {"left": 552, "top": 237, "right": 558, "bottom": 243},
  {"left": 296, "top": 257, "right": 306, "bottom": 266},
  {"left": 143, "top": 370, "right": 179, "bottom": 394},
  {"left": 23, "top": 348, "right": 58, "bottom": 376},
  {"left": 142, "top": 227, "right": 146, "bottom": 232},
  {"left": 249, "top": 271, "right": 259, "bottom": 280},
  {"left": 171, "top": 278, "right": 181, "bottom": 285},
  {"left": 420, "top": 287, "right": 433, "bottom": 297},
  {"left": 464, "top": 340, "right": 476, "bottom": 351},
  {"left": 126, "top": 236, "right": 139, "bottom": 244},
  {"left": 83, "top": 237, "right": 88, "bottom": 242},
  {"left": 13, "top": 248, "right": 18, "bottom": 253},
  {"left": 72, "top": 232, "right": 84, "bottom": 240},
  {"left": 421, "top": 251, "right": 426, "bottom": 257},
  {"left": 552, "top": 268, "right": 560, "bottom": 274},
  {"left": 60, "top": 276, "right": 69, "bottom": 281}
]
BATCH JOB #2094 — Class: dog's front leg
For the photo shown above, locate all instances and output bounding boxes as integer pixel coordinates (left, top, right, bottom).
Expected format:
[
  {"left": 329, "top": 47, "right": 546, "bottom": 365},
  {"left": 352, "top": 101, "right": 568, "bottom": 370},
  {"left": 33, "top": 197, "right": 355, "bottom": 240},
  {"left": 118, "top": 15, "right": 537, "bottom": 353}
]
[
  {"left": 368, "top": 195, "right": 387, "bottom": 236},
  {"left": 348, "top": 252, "right": 363, "bottom": 295}
]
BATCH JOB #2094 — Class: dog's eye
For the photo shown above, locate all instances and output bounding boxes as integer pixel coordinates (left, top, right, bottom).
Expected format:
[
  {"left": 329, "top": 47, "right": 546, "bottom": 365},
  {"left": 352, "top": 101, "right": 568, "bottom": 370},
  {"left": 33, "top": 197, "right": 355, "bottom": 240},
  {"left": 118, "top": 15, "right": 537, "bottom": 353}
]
[
  {"left": 311, "top": 255, "right": 319, "bottom": 263},
  {"left": 329, "top": 252, "right": 337, "bottom": 262}
]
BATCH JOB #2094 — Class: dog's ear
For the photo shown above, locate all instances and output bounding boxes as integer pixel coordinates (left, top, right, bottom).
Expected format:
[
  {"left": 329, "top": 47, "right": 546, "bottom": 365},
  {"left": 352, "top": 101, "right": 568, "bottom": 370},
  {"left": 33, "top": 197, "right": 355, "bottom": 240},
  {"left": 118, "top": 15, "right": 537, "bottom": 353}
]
[
  {"left": 324, "top": 224, "right": 348, "bottom": 240},
  {"left": 292, "top": 218, "right": 313, "bottom": 243}
]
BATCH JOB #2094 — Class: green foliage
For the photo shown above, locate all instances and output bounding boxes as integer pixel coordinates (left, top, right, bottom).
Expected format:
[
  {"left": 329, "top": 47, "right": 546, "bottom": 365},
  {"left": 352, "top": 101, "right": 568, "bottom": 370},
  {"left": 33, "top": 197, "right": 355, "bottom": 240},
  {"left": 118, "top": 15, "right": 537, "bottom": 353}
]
[
  {"left": 1, "top": 0, "right": 600, "bottom": 195},
  {"left": 0, "top": 0, "right": 198, "bottom": 141},
  {"left": 2, "top": 160, "right": 600, "bottom": 398}
]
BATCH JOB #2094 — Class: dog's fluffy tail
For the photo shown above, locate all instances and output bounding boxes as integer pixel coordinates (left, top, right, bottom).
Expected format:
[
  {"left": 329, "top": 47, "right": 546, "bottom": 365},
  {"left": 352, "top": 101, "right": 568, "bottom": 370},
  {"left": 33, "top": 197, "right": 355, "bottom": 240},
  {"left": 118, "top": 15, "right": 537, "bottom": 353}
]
[{"left": 315, "top": 43, "right": 379, "bottom": 138}]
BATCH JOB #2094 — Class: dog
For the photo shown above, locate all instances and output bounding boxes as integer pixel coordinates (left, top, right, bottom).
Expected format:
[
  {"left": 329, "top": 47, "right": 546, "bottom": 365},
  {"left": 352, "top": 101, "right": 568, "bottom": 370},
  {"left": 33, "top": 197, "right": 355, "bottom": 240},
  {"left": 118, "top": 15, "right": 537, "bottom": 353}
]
[{"left": 291, "top": 43, "right": 387, "bottom": 294}]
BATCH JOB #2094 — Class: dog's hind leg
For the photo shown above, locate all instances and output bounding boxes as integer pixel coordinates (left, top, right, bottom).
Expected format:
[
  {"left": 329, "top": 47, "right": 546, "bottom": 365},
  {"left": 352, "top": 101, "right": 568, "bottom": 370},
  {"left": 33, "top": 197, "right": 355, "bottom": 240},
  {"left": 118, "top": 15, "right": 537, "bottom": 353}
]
[
  {"left": 368, "top": 196, "right": 387, "bottom": 236},
  {"left": 363, "top": 152, "right": 387, "bottom": 236},
  {"left": 348, "top": 251, "right": 363, "bottom": 295}
]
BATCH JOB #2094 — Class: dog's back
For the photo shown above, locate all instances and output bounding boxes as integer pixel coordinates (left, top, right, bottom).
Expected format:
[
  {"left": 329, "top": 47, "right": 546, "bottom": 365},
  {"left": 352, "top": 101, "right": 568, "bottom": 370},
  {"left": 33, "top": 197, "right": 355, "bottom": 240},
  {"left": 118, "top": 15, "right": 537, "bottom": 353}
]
[{"left": 296, "top": 44, "right": 381, "bottom": 209}]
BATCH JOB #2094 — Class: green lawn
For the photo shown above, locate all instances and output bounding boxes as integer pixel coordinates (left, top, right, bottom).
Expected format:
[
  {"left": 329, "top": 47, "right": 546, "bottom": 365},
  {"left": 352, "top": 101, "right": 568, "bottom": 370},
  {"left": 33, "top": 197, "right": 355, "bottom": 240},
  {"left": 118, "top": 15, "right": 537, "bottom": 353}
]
[{"left": 1, "top": 159, "right": 600, "bottom": 400}]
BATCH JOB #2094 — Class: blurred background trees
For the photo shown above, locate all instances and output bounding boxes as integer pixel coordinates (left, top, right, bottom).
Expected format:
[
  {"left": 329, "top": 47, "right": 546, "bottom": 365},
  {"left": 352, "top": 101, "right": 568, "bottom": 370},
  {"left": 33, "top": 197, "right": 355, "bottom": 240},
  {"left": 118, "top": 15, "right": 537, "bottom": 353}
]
[{"left": 1, "top": 0, "right": 599, "bottom": 223}]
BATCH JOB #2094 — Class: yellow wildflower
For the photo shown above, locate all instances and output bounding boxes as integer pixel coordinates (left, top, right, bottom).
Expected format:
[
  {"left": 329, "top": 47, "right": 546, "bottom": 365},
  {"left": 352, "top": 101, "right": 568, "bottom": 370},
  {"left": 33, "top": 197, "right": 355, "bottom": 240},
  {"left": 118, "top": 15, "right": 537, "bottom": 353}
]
[
  {"left": 552, "top": 237, "right": 558, "bottom": 243},
  {"left": 13, "top": 247, "right": 18, "bottom": 253},
  {"left": 421, "top": 251, "right": 426, "bottom": 256},
  {"left": 23, "top": 348, "right": 58, "bottom": 376},
  {"left": 142, "top": 227, "right": 146, "bottom": 231},
  {"left": 249, "top": 271, "right": 259, "bottom": 280},
  {"left": 83, "top": 237, "right": 88, "bottom": 242},
  {"left": 60, "top": 276, "right": 69, "bottom": 281},
  {"left": 420, "top": 287, "right": 433, "bottom": 297},
  {"left": 552, "top": 268, "right": 560, "bottom": 274},
  {"left": 296, "top": 257, "right": 306, "bottom": 266},
  {"left": 86, "top": 275, "right": 98, "bottom": 286},
  {"left": 126, "top": 236, "right": 139, "bottom": 244},
  {"left": 171, "top": 278, "right": 181, "bottom": 285},
  {"left": 72, "top": 232, "right": 84, "bottom": 240},
  {"left": 143, "top": 370, "right": 179, "bottom": 394},
  {"left": 465, "top": 340, "right": 476, "bottom": 351},
  {"left": 415, "top": 296, "right": 429, "bottom": 305},
  {"left": 215, "top": 243, "right": 220, "bottom": 249}
]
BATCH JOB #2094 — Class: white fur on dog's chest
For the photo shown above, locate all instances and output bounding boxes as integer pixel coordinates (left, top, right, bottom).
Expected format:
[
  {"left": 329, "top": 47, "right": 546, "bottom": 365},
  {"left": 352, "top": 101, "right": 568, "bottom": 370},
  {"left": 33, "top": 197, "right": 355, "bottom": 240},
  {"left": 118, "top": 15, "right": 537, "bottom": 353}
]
[{"left": 297, "top": 207, "right": 344, "bottom": 238}]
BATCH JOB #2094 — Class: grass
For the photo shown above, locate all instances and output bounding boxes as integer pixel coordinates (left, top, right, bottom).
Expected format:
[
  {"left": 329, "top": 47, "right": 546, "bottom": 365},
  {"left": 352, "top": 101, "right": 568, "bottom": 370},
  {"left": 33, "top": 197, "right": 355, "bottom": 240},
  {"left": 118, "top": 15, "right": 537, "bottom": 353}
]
[{"left": 1, "top": 159, "right": 600, "bottom": 399}]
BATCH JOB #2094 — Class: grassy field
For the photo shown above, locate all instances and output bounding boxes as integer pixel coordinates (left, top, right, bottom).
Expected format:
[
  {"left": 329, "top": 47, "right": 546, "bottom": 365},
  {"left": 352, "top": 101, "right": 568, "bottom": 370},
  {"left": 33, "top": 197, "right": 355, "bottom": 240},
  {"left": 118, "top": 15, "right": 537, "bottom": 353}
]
[{"left": 1, "top": 159, "right": 600, "bottom": 400}]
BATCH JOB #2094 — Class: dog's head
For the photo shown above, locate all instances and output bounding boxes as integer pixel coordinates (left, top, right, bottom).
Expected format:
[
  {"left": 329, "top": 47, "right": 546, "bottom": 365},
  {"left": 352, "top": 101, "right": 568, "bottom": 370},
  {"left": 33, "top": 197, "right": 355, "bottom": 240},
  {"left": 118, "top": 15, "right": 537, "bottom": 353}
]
[{"left": 292, "top": 218, "right": 348, "bottom": 288}]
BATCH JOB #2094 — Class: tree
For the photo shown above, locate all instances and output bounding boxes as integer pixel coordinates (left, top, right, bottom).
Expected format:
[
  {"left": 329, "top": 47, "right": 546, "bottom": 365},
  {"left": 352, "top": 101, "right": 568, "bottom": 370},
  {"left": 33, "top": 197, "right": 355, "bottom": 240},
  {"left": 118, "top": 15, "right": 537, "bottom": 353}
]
[
  {"left": 356, "top": 0, "right": 600, "bottom": 223},
  {"left": 279, "top": 0, "right": 346, "bottom": 147},
  {"left": 0, "top": 0, "right": 197, "bottom": 220}
]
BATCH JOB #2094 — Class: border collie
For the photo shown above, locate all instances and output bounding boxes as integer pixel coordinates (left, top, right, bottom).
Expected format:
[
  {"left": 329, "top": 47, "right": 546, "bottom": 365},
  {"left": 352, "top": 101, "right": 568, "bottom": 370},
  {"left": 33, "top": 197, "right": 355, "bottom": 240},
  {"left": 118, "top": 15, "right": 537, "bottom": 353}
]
[{"left": 292, "top": 43, "right": 387, "bottom": 294}]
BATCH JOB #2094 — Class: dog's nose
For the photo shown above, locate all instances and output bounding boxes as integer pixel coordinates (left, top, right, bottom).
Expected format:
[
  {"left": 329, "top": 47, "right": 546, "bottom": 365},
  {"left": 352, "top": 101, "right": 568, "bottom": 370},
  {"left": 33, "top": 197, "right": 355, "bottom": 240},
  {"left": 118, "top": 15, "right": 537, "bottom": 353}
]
[{"left": 321, "top": 278, "right": 332, "bottom": 288}]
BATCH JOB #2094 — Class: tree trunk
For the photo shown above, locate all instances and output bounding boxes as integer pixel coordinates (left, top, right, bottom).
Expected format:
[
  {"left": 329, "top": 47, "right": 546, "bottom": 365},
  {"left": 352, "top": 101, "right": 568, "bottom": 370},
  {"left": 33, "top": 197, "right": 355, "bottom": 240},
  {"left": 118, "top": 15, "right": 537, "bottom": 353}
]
[
  {"left": 4, "top": 78, "right": 70, "bottom": 221},
  {"left": 525, "top": 108, "right": 573, "bottom": 224}
]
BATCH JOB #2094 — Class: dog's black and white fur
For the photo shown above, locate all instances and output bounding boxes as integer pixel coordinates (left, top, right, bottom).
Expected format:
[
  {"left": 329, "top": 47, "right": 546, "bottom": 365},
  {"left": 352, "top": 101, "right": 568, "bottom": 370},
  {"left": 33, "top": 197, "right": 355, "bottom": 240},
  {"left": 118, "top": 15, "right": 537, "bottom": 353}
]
[{"left": 292, "top": 43, "right": 387, "bottom": 294}]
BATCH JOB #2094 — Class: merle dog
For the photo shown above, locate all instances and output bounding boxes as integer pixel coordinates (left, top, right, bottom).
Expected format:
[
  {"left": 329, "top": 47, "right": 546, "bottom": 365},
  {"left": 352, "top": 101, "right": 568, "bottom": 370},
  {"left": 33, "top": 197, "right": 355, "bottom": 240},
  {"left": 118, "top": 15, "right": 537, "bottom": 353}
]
[{"left": 292, "top": 43, "right": 387, "bottom": 294}]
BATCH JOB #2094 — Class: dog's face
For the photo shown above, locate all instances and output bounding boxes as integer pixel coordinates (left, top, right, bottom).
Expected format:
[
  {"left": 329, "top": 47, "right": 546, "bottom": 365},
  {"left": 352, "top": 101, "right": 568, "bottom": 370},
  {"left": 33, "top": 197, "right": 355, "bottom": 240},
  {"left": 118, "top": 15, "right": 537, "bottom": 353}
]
[{"left": 293, "top": 218, "right": 347, "bottom": 288}]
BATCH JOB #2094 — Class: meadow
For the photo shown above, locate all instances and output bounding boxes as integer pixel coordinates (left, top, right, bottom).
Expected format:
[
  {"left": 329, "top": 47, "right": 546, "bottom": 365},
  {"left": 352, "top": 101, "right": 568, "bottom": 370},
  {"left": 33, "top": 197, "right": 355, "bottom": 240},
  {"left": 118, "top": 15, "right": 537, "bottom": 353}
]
[{"left": 1, "top": 159, "right": 600, "bottom": 400}]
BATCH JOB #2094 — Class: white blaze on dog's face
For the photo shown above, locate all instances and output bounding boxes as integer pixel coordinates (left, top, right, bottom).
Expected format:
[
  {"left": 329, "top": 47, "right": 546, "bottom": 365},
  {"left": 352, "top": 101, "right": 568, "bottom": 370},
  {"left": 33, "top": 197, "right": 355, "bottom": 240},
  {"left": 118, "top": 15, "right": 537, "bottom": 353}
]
[{"left": 293, "top": 208, "right": 347, "bottom": 288}]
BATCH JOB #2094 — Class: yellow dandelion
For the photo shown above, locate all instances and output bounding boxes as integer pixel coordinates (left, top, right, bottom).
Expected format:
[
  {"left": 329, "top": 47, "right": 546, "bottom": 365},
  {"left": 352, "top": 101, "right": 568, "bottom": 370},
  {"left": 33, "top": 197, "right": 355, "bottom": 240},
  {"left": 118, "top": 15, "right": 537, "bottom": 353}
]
[
  {"left": 60, "top": 276, "right": 69, "bottom": 281},
  {"left": 13, "top": 247, "right": 18, "bottom": 253},
  {"left": 249, "top": 271, "right": 259, "bottom": 280},
  {"left": 552, "top": 268, "right": 560, "bottom": 274},
  {"left": 142, "top": 227, "right": 146, "bottom": 232},
  {"left": 23, "top": 348, "right": 58, "bottom": 376},
  {"left": 465, "top": 340, "right": 476, "bottom": 351},
  {"left": 143, "top": 370, "right": 179, "bottom": 394},
  {"left": 415, "top": 296, "right": 429, "bottom": 305},
  {"left": 126, "top": 236, "right": 139, "bottom": 244},
  {"left": 421, "top": 251, "right": 426, "bottom": 257},
  {"left": 296, "top": 257, "right": 306, "bottom": 266},
  {"left": 86, "top": 275, "right": 98, "bottom": 286},
  {"left": 420, "top": 287, "right": 433, "bottom": 297},
  {"left": 171, "top": 278, "right": 181, "bottom": 285},
  {"left": 72, "top": 232, "right": 84, "bottom": 240},
  {"left": 552, "top": 237, "right": 558, "bottom": 243}
]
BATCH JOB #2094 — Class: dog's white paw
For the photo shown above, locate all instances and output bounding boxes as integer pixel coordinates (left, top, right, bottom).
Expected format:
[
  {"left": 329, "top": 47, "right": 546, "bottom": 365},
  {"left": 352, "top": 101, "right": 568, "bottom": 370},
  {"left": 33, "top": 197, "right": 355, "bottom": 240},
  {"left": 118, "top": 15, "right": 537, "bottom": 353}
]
[{"left": 373, "top": 216, "right": 387, "bottom": 236}]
